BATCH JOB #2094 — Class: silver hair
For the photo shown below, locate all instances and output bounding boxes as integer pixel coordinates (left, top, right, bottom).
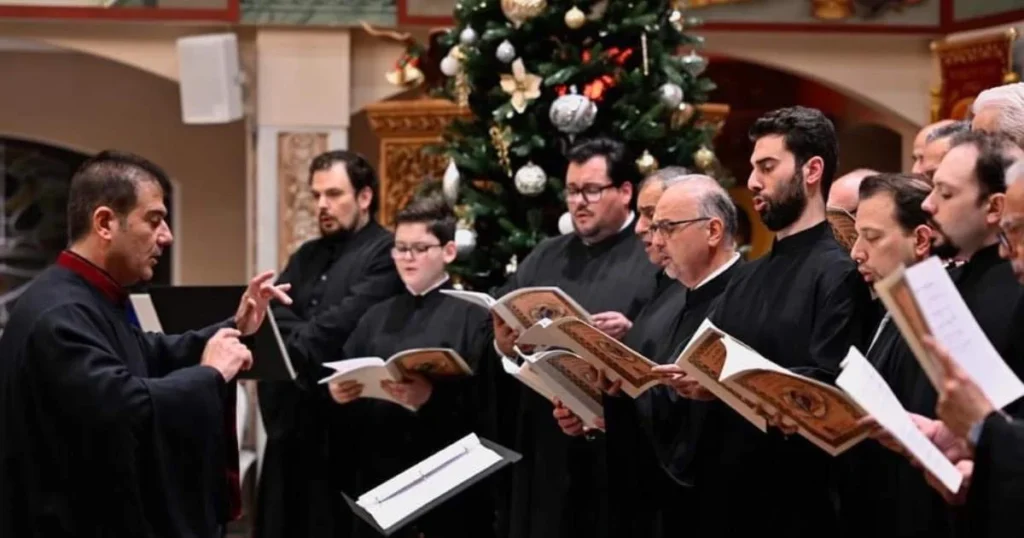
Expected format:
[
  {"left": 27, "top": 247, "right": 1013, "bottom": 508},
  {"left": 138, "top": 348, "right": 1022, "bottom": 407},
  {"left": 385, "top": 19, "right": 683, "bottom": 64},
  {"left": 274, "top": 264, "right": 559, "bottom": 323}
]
[
  {"left": 925, "top": 120, "right": 970, "bottom": 143},
  {"left": 972, "top": 83, "right": 1024, "bottom": 145},
  {"left": 1007, "top": 159, "right": 1024, "bottom": 187},
  {"left": 677, "top": 174, "right": 739, "bottom": 245}
]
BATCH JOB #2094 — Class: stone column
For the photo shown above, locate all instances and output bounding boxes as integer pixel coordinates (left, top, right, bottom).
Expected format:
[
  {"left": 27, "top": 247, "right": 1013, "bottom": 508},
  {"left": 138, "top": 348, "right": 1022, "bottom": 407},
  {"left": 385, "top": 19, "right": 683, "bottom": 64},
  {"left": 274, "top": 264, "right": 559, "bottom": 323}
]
[{"left": 254, "top": 29, "right": 352, "bottom": 273}]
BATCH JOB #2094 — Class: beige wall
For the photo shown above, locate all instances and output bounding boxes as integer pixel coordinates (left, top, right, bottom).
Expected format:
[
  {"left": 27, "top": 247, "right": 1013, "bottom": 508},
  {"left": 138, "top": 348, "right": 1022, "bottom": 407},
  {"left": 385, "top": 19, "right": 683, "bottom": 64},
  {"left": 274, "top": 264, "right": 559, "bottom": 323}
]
[{"left": 0, "top": 50, "right": 247, "bottom": 285}]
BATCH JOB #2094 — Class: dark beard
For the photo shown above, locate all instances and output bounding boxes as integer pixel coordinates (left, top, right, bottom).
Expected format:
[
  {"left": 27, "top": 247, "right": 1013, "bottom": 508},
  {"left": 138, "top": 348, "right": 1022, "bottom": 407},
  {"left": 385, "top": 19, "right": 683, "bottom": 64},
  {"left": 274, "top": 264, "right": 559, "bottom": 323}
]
[
  {"left": 759, "top": 171, "right": 808, "bottom": 232},
  {"left": 930, "top": 237, "right": 960, "bottom": 259}
]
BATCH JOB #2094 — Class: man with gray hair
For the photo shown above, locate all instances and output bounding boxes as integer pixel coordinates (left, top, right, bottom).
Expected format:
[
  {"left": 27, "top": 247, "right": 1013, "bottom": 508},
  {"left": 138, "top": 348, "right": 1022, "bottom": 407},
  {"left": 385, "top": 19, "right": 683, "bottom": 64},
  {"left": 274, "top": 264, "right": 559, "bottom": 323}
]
[
  {"left": 915, "top": 120, "right": 970, "bottom": 181},
  {"left": 971, "top": 82, "right": 1024, "bottom": 147}
]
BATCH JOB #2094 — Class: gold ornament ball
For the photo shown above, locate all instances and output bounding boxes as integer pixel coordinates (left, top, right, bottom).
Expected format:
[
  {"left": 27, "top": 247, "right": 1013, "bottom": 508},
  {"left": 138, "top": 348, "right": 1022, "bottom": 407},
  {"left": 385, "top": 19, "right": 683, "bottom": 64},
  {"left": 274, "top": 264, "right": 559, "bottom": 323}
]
[
  {"left": 694, "top": 147, "right": 715, "bottom": 170},
  {"left": 501, "top": 0, "right": 548, "bottom": 28},
  {"left": 565, "top": 6, "right": 586, "bottom": 29},
  {"left": 636, "top": 150, "right": 659, "bottom": 176}
]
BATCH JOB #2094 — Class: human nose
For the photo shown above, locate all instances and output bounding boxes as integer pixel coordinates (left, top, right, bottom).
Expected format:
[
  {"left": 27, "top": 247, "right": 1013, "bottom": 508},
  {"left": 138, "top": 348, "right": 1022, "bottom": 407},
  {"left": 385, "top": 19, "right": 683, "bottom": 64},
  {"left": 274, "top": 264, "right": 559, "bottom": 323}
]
[
  {"left": 747, "top": 172, "right": 762, "bottom": 193},
  {"left": 159, "top": 222, "right": 174, "bottom": 246}
]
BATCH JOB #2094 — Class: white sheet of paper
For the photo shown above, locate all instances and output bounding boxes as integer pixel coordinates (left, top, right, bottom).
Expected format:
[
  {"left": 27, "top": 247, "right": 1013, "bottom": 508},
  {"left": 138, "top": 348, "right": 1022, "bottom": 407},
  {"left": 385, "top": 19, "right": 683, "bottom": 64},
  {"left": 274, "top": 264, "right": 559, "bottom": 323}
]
[
  {"left": 718, "top": 336, "right": 791, "bottom": 381},
  {"left": 906, "top": 257, "right": 1024, "bottom": 409},
  {"left": 129, "top": 294, "right": 164, "bottom": 333},
  {"left": 835, "top": 347, "right": 963, "bottom": 493},
  {"left": 356, "top": 433, "right": 503, "bottom": 531}
]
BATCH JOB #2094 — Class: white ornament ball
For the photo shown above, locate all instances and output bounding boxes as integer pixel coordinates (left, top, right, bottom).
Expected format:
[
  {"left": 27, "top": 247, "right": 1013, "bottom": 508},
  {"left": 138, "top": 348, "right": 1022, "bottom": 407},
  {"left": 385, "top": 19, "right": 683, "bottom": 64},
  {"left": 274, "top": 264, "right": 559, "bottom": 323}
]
[
  {"left": 514, "top": 162, "right": 547, "bottom": 196},
  {"left": 455, "top": 227, "right": 477, "bottom": 257},
  {"left": 549, "top": 90, "right": 598, "bottom": 135},
  {"left": 442, "top": 159, "right": 460, "bottom": 205},
  {"left": 558, "top": 212, "right": 575, "bottom": 235},
  {"left": 459, "top": 27, "right": 478, "bottom": 46},
  {"left": 440, "top": 55, "right": 460, "bottom": 77},
  {"left": 496, "top": 40, "right": 516, "bottom": 64},
  {"left": 659, "top": 83, "right": 684, "bottom": 108}
]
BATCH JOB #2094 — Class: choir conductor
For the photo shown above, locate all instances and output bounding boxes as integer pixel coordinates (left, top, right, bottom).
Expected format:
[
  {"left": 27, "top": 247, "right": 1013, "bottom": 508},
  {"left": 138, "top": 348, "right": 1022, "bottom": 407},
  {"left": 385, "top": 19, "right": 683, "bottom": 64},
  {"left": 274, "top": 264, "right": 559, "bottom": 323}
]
[{"left": 0, "top": 150, "right": 291, "bottom": 538}]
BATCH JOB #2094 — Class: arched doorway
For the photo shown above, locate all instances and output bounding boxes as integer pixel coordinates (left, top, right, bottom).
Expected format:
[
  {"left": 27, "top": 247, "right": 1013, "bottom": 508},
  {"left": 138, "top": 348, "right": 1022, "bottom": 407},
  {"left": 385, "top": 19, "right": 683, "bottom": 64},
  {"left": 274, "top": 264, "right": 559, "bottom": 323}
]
[{"left": 0, "top": 137, "right": 174, "bottom": 332}]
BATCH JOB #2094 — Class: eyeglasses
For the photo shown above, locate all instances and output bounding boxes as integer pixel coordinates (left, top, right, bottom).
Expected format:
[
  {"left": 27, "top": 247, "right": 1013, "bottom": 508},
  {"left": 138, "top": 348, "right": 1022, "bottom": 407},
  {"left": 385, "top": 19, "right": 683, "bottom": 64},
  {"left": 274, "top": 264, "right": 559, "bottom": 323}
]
[
  {"left": 391, "top": 243, "right": 441, "bottom": 258},
  {"left": 649, "top": 217, "right": 710, "bottom": 237},
  {"left": 564, "top": 184, "right": 616, "bottom": 204},
  {"left": 998, "top": 230, "right": 1015, "bottom": 255}
]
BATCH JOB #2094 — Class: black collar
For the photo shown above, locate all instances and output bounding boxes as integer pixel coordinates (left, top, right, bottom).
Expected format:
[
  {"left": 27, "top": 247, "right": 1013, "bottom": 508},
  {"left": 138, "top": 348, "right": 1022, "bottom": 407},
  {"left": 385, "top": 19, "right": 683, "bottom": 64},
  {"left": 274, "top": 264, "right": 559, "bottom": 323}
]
[{"left": 769, "top": 220, "right": 831, "bottom": 257}]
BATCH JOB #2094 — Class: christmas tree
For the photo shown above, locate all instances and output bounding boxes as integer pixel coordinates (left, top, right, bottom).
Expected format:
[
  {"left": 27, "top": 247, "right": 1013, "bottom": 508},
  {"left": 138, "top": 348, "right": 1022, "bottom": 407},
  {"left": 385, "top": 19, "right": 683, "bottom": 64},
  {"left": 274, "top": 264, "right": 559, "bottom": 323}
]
[{"left": 433, "top": 0, "right": 719, "bottom": 292}]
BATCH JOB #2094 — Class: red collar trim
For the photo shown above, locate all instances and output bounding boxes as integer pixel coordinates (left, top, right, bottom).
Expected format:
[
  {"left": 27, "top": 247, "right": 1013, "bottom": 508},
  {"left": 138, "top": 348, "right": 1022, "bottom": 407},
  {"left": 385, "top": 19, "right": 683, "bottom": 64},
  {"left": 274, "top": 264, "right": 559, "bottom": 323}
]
[{"left": 56, "top": 250, "right": 128, "bottom": 306}]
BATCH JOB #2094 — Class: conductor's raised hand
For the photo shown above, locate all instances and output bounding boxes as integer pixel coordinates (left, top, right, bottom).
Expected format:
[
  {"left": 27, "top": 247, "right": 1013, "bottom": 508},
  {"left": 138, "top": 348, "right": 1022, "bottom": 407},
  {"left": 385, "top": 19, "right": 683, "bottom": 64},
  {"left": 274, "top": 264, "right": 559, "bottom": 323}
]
[
  {"left": 201, "top": 328, "right": 253, "bottom": 382},
  {"left": 235, "top": 270, "right": 293, "bottom": 336},
  {"left": 328, "top": 380, "right": 364, "bottom": 405},
  {"left": 591, "top": 312, "right": 633, "bottom": 341}
]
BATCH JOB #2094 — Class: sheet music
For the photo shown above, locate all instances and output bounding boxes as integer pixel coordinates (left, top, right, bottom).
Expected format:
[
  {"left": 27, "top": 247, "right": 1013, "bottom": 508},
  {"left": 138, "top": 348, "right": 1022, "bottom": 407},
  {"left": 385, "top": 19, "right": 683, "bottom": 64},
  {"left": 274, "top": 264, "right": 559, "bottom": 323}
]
[
  {"left": 128, "top": 294, "right": 164, "bottom": 333},
  {"left": 905, "top": 257, "right": 1024, "bottom": 409},
  {"left": 836, "top": 347, "right": 963, "bottom": 494},
  {"left": 356, "top": 433, "right": 503, "bottom": 530}
]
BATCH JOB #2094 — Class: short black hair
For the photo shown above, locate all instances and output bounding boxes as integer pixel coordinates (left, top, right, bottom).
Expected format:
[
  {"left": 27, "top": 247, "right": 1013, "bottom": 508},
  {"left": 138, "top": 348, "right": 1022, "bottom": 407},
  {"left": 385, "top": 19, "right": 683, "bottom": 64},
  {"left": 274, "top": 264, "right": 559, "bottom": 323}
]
[
  {"left": 859, "top": 173, "right": 932, "bottom": 232},
  {"left": 566, "top": 137, "right": 640, "bottom": 188},
  {"left": 748, "top": 106, "right": 839, "bottom": 200},
  {"left": 948, "top": 130, "right": 1020, "bottom": 199},
  {"left": 66, "top": 150, "right": 172, "bottom": 242},
  {"left": 925, "top": 120, "right": 969, "bottom": 143},
  {"left": 309, "top": 150, "right": 380, "bottom": 216},
  {"left": 394, "top": 194, "right": 456, "bottom": 244}
]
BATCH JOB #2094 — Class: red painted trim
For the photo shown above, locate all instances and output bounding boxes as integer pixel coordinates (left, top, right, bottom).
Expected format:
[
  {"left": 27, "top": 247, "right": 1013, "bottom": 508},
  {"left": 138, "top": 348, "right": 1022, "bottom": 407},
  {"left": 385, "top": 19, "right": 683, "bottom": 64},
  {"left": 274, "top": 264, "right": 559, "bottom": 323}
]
[
  {"left": 696, "top": 21, "right": 940, "bottom": 34},
  {"left": 939, "top": 0, "right": 954, "bottom": 28},
  {"left": 0, "top": 0, "right": 239, "bottom": 22},
  {"left": 396, "top": 0, "right": 453, "bottom": 26},
  {"left": 944, "top": 8, "right": 1024, "bottom": 33}
]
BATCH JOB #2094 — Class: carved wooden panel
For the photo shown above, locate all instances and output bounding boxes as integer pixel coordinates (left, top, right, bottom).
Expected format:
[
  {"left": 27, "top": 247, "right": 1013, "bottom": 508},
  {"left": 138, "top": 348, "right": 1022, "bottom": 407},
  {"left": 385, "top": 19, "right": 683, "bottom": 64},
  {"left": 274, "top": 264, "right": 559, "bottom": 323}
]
[
  {"left": 366, "top": 98, "right": 472, "bottom": 227},
  {"left": 277, "top": 131, "right": 328, "bottom": 269}
]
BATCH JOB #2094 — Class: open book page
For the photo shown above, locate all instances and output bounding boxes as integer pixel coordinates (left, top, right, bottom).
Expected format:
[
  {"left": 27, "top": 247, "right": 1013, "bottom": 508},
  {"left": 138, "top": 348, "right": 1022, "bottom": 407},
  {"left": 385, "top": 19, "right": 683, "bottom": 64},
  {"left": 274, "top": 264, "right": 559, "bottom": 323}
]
[
  {"left": 501, "top": 357, "right": 558, "bottom": 403},
  {"left": 718, "top": 336, "right": 870, "bottom": 456},
  {"left": 444, "top": 287, "right": 591, "bottom": 332},
  {"left": 518, "top": 317, "right": 661, "bottom": 397},
  {"left": 674, "top": 320, "right": 767, "bottom": 432},
  {"left": 356, "top": 433, "right": 503, "bottom": 531},
  {"left": 521, "top": 351, "right": 605, "bottom": 430},
  {"left": 878, "top": 256, "right": 1024, "bottom": 409},
  {"left": 318, "top": 358, "right": 414, "bottom": 411},
  {"left": 835, "top": 347, "right": 964, "bottom": 493},
  {"left": 387, "top": 348, "right": 473, "bottom": 380}
]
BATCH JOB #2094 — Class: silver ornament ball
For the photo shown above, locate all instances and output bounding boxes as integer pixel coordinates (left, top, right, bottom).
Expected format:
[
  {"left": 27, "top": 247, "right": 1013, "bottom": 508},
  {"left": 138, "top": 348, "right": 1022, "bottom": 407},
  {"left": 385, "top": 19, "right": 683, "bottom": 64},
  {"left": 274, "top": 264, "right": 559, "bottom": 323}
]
[
  {"left": 558, "top": 212, "right": 575, "bottom": 235},
  {"left": 681, "top": 51, "right": 708, "bottom": 77},
  {"left": 659, "top": 83, "right": 684, "bottom": 108},
  {"left": 514, "top": 162, "right": 547, "bottom": 196},
  {"left": 496, "top": 40, "right": 516, "bottom": 63},
  {"left": 440, "top": 55, "right": 460, "bottom": 77},
  {"left": 455, "top": 227, "right": 477, "bottom": 257},
  {"left": 548, "top": 90, "right": 598, "bottom": 135},
  {"left": 459, "top": 27, "right": 478, "bottom": 46}
]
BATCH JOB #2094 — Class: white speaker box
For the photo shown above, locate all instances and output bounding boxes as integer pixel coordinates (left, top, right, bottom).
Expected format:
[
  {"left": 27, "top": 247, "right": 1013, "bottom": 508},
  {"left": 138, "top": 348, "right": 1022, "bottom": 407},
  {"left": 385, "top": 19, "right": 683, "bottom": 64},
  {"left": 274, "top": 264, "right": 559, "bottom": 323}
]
[{"left": 176, "top": 33, "right": 244, "bottom": 125}]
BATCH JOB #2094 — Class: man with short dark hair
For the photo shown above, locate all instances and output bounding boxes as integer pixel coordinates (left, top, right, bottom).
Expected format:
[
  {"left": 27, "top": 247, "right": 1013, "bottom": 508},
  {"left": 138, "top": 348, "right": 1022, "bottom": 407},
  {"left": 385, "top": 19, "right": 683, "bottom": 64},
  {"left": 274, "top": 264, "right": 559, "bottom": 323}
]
[
  {"left": 493, "top": 137, "right": 660, "bottom": 538},
  {"left": 679, "top": 106, "right": 875, "bottom": 535},
  {"left": 255, "top": 149, "right": 403, "bottom": 538},
  {"left": 326, "top": 194, "right": 497, "bottom": 538},
  {"left": 0, "top": 150, "right": 290, "bottom": 537}
]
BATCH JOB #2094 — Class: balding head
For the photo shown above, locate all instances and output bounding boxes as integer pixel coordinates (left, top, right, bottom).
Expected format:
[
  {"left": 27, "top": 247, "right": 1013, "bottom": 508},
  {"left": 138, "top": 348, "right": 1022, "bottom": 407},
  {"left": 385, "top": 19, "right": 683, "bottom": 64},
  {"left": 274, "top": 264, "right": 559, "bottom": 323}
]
[
  {"left": 913, "top": 119, "right": 955, "bottom": 171},
  {"left": 651, "top": 175, "right": 738, "bottom": 288},
  {"left": 827, "top": 168, "right": 877, "bottom": 214}
]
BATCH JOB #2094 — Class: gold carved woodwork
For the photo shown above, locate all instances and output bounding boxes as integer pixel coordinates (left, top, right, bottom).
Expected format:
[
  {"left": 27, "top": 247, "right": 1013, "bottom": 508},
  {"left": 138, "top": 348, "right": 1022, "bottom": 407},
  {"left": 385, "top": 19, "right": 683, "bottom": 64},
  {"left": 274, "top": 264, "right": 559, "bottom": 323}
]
[
  {"left": 366, "top": 98, "right": 471, "bottom": 227},
  {"left": 277, "top": 131, "right": 328, "bottom": 269},
  {"left": 929, "top": 28, "right": 1019, "bottom": 122},
  {"left": 696, "top": 103, "right": 730, "bottom": 140}
]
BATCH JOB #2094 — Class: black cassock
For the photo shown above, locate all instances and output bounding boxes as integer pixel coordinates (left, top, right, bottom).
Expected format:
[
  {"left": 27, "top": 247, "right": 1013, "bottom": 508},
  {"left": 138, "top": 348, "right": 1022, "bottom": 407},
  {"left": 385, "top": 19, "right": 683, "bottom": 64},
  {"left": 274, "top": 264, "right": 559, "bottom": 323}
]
[
  {"left": 256, "top": 221, "right": 404, "bottom": 538},
  {"left": 332, "top": 280, "right": 497, "bottom": 538},
  {"left": 840, "top": 244, "right": 1024, "bottom": 537},
  {"left": 603, "top": 271, "right": 687, "bottom": 538},
  {"left": 495, "top": 221, "right": 660, "bottom": 538},
  {"left": 965, "top": 412, "right": 1024, "bottom": 537},
  {"left": 697, "top": 221, "right": 875, "bottom": 536},
  {"left": 0, "top": 251, "right": 236, "bottom": 537}
]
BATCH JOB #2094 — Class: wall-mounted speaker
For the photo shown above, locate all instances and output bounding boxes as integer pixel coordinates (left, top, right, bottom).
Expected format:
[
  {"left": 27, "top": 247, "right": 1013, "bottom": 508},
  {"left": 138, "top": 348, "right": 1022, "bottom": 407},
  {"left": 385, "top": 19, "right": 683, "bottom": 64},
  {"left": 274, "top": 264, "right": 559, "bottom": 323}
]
[{"left": 175, "top": 33, "right": 244, "bottom": 125}]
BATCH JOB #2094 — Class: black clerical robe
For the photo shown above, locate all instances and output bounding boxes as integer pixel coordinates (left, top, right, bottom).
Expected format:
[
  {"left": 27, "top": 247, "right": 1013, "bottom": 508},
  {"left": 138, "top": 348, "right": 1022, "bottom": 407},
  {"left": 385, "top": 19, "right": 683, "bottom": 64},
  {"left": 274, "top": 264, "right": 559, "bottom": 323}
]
[
  {"left": 840, "top": 245, "right": 1024, "bottom": 537},
  {"left": 256, "top": 221, "right": 403, "bottom": 538},
  {"left": 333, "top": 280, "right": 497, "bottom": 538},
  {"left": 697, "top": 221, "right": 875, "bottom": 535},
  {"left": 964, "top": 412, "right": 1024, "bottom": 537},
  {"left": 0, "top": 251, "right": 235, "bottom": 538},
  {"left": 496, "top": 220, "right": 660, "bottom": 538},
  {"left": 604, "top": 271, "right": 688, "bottom": 538}
]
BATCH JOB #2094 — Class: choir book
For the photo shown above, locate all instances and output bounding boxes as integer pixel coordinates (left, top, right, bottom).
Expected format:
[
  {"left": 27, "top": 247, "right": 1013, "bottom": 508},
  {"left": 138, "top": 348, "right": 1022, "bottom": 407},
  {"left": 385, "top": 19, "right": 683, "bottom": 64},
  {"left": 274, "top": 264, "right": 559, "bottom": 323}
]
[
  {"left": 875, "top": 256, "right": 1024, "bottom": 409},
  {"left": 675, "top": 319, "right": 871, "bottom": 456},
  {"left": 441, "top": 287, "right": 591, "bottom": 332},
  {"left": 501, "top": 351, "right": 605, "bottom": 431},
  {"left": 317, "top": 348, "right": 472, "bottom": 411},
  {"left": 826, "top": 207, "right": 858, "bottom": 253},
  {"left": 517, "top": 317, "right": 662, "bottom": 397}
]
